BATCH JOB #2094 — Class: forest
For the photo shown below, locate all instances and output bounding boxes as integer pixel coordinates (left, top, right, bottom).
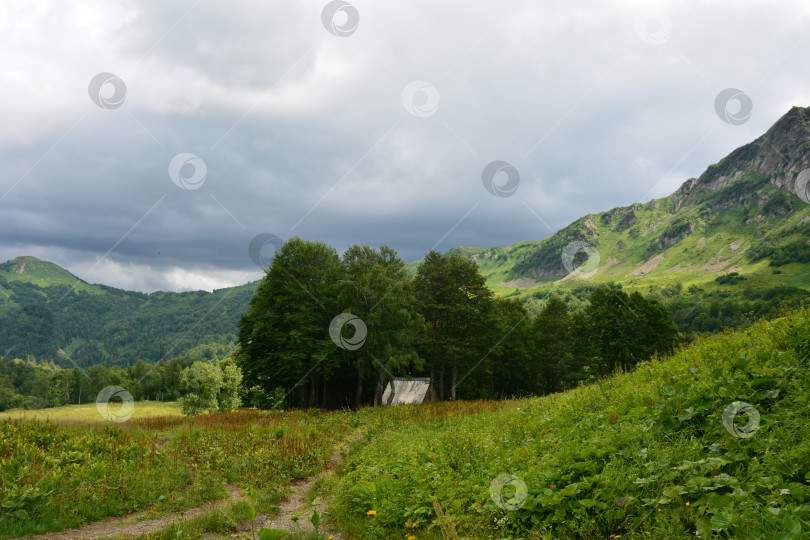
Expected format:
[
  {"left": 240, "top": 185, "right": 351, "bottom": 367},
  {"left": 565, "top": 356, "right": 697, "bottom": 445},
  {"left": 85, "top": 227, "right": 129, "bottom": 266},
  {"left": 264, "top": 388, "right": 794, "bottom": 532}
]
[{"left": 235, "top": 238, "right": 680, "bottom": 409}]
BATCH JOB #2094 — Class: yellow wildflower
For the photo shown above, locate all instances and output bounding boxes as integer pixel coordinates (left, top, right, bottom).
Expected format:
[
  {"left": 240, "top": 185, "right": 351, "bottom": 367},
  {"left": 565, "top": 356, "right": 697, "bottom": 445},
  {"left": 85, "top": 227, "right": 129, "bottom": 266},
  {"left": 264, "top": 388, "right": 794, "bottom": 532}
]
[{"left": 368, "top": 510, "right": 377, "bottom": 516}]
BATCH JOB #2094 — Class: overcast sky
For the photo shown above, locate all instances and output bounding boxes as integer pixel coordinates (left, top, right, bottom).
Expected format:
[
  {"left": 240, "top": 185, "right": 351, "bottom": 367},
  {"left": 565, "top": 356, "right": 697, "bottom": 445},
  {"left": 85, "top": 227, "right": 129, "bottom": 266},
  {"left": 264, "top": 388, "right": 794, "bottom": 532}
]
[{"left": 1, "top": 0, "right": 809, "bottom": 292}]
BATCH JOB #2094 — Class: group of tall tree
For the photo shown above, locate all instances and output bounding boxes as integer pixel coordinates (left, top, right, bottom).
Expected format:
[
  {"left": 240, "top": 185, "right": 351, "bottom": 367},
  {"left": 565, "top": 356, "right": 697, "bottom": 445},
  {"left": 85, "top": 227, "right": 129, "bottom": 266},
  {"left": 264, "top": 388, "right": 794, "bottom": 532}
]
[
  {"left": 236, "top": 238, "right": 680, "bottom": 409},
  {"left": 0, "top": 355, "right": 242, "bottom": 415}
]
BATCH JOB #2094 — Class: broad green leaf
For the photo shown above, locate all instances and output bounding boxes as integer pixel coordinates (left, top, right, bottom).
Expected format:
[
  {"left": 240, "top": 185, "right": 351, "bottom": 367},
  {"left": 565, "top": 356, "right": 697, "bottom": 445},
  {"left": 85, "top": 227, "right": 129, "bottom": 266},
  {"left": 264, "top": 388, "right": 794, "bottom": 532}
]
[
  {"left": 258, "top": 528, "right": 290, "bottom": 540},
  {"left": 710, "top": 512, "right": 732, "bottom": 531}
]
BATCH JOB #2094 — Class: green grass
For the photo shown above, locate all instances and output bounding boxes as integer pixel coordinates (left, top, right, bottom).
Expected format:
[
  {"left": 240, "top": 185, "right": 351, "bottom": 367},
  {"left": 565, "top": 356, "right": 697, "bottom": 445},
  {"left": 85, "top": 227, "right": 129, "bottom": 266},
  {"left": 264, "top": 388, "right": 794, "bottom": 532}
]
[
  {"left": 0, "top": 408, "right": 361, "bottom": 539},
  {"left": 331, "top": 308, "right": 810, "bottom": 539},
  {"left": 1, "top": 401, "right": 183, "bottom": 423}
]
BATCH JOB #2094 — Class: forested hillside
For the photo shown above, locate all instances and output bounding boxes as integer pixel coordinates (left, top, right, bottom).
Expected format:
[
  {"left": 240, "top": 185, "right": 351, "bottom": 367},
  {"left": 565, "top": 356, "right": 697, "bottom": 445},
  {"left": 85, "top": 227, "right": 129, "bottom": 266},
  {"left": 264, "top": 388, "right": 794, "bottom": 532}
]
[{"left": 0, "top": 257, "right": 256, "bottom": 367}]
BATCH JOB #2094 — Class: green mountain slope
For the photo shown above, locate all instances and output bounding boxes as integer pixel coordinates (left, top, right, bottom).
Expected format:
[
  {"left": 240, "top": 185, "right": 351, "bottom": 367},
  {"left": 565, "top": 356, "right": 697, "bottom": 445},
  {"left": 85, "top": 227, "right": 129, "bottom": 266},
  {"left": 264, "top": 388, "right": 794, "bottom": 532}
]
[
  {"left": 410, "top": 106, "right": 810, "bottom": 298},
  {"left": 0, "top": 259, "right": 258, "bottom": 367}
]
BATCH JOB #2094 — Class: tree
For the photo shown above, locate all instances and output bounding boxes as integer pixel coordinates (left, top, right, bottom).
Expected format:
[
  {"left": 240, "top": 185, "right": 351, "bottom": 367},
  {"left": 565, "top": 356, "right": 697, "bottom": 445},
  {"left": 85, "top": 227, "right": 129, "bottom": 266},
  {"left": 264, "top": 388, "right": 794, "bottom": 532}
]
[
  {"left": 165, "top": 357, "right": 194, "bottom": 399},
  {"left": 585, "top": 287, "right": 679, "bottom": 375},
  {"left": 532, "top": 296, "right": 572, "bottom": 394},
  {"left": 218, "top": 358, "right": 243, "bottom": 411},
  {"left": 140, "top": 361, "right": 167, "bottom": 401},
  {"left": 627, "top": 292, "right": 680, "bottom": 358},
  {"left": 414, "top": 251, "right": 493, "bottom": 401},
  {"left": 486, "top": 297, "right": 533, "bottom": 399},
  {"left": 178, "top": 361, "right": 223, "bottom": 415},
  {"left": 339, "top": 245, "right": 424, "bottom": 406},
  {"left": 567, "top": 310, "right": 594, "bottom": 387},
  {"left": 237, "top": 238, "right": 341, "bottom": 408}
]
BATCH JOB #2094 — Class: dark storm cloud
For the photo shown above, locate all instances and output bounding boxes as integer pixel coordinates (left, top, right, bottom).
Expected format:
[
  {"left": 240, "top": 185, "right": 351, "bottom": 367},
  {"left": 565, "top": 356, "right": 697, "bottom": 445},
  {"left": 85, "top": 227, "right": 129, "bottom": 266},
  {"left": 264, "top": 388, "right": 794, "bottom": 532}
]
[{"left": 1, "top": 0, "right": 809, "bottom": 291}]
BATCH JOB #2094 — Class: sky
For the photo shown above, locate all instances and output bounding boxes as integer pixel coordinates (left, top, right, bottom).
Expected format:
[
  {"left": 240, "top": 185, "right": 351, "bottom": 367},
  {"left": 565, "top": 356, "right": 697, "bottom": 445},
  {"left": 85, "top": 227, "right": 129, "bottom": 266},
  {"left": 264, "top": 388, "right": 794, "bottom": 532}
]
[{"left": 1, "top": 0, "right": 809, "bottom": 293}]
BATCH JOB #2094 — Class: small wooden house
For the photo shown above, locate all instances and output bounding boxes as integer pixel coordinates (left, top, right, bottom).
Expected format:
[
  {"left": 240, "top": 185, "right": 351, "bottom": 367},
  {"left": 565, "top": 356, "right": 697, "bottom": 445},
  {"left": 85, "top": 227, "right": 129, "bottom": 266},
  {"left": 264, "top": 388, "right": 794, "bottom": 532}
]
[{"left": 382, "top": 377, "right": 430, "bottom": 406}]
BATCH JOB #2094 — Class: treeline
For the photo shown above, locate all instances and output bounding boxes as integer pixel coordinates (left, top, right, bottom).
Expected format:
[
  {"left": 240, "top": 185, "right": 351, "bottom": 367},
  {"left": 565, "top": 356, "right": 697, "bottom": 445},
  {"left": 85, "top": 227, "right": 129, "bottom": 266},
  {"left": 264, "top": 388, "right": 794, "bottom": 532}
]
[
  {"left": 645, "top": 280, "right": 808, "bottom": 334},
  {"left": 527, "top": 279, "right": 808, "bottom": 336},
  {"left": 236, "top": 238, "right": 680, "bottom": 409},
  {"left": 0, "top": 355, "right": 240, "bottom": 413}
]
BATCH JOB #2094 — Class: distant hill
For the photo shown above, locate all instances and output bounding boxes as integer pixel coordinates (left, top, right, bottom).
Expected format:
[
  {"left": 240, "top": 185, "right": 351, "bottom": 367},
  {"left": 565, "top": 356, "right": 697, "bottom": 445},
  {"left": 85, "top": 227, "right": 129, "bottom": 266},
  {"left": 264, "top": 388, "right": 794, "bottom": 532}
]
[
  {"left": 0, "top": 256, "right": 90, "bottom": 289},
  {"left": 407, "top": 106, "right": 810, "bottom": 299},
  {"left": 0, "top": 258, "right": 258, "bottom": 368}
]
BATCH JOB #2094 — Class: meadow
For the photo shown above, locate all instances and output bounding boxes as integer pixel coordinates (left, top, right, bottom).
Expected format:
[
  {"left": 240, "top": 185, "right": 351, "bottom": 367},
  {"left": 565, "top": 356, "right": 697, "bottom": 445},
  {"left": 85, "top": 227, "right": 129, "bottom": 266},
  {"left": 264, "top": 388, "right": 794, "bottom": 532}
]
[
  {"left": 1, "top": 308, "right": 808, "bottom": 539},
  {"left": 1, "top": 401, "right": 182, "bottom": 423},
  {"left": 0, "top": 405, "right": 361, "bottom": 539}
]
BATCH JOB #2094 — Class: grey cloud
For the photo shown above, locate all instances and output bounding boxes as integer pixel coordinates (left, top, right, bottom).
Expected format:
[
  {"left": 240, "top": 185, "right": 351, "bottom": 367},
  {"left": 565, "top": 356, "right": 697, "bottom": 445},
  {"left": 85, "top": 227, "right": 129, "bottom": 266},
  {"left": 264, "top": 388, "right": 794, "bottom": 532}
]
[{"left": 1, "top": 0, "right": 809, "bottom": 292}]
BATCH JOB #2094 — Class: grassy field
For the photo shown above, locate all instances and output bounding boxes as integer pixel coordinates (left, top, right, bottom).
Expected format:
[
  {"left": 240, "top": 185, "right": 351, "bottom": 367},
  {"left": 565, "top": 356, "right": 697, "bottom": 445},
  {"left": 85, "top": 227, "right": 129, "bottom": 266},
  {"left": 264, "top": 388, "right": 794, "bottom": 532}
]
[
  {"left": 1, "top": 400, "right": 182, "bottom": 423},
  {"left": 2, "top": 309, "right": 809, "bottom": 539}
]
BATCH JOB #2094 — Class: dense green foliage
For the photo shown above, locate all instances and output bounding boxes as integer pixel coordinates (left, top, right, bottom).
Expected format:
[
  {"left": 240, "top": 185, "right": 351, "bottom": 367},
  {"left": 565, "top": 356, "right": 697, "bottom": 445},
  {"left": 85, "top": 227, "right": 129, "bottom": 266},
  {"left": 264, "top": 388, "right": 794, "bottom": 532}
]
[
  {"left": 749, "top": 219, "right": 810, "bottom": 267},
  {"left": 238, "top": 239, "right": 679, "bottom": 408},
  {"left": 332, "top": 308, "right": 810, "bottom": 539},
  {"left": 414, "top": 250, "right": 493, "bottom": 401},
  {"left": 0, "top": 355, "right": 237, "bottom": 412},
  {"left": 236, "top": 238, "right": 345, "bottom": 409},
  {"left": 178, "top": 358, "right": 243, "bottom": 415},
  {"left": 657, "top": 283, "right": 808, "bottom": 334}
]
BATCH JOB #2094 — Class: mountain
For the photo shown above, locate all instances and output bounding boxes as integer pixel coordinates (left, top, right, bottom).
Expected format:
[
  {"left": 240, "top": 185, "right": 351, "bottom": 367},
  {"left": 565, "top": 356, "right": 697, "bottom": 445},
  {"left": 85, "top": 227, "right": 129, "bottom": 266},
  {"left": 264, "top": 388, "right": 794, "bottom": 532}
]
[
  {"left": 409, "top": 106, "right": 810, "bottom": 298},
  {"left": 2, "top": 107, "right": 810, "bottom": 367},
  {"left": 0, "top": 258, "right": 258, "bottom": 368}
]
